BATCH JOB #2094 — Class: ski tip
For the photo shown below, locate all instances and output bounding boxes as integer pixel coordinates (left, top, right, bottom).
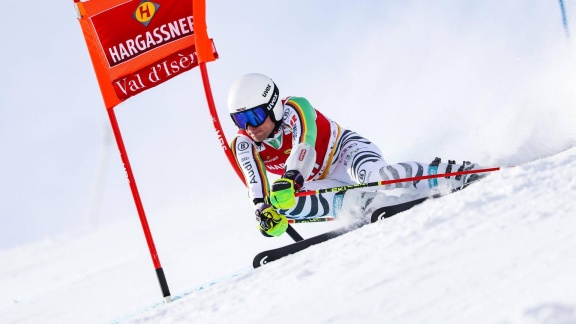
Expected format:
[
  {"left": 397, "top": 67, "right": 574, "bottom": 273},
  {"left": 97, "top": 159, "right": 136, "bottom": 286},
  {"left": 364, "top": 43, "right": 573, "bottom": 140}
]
[
  {"left": 369, "top": 198, "right": 428, "bottom": 223},
  {"left": 370, "top": 209, "right": 389, "bottom": 223},
  {"left": 253, "top": 253, "right": 268, "bottom": 268}
]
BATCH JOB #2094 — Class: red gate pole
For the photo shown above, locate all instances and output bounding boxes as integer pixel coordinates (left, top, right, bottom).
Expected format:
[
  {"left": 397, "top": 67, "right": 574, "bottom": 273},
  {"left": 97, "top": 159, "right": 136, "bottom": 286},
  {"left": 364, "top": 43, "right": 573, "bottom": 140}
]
[
  {"left": 107, "top": 108, "right": 172, "bottom": 303},
  {"left": 198, "top": 63, "right": 244, "bottom": 182}
]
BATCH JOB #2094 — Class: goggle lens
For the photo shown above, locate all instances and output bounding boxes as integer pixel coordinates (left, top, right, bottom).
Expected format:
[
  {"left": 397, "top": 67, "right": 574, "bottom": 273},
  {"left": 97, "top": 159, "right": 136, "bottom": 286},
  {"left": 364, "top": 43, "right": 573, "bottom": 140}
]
[{"left": 230, "top": 105, "right": 268, "bottom": 129}]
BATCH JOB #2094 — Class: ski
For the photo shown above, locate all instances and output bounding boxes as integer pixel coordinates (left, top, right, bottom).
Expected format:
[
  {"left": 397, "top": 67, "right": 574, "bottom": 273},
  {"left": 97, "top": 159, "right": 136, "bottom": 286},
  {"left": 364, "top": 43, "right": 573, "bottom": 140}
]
[
  {"left": 253, "top": 225, "right": 359, "bottom": 268},
  {"left": 252, "top": 197, "right": 428, "bottom": 268}
]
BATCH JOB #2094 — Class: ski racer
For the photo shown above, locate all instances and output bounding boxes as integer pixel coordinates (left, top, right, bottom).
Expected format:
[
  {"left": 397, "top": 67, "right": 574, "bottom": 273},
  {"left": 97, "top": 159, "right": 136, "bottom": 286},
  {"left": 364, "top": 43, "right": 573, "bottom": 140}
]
[{"left": 228, "top": 73, "right": 483, "bottom": 237}]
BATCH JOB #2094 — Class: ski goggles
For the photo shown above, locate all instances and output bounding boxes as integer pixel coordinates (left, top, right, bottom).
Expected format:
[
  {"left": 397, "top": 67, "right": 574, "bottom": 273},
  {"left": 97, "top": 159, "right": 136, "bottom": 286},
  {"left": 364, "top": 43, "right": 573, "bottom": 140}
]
[{"left": 230, "top": 105, "right": 269, "bottom": 129}]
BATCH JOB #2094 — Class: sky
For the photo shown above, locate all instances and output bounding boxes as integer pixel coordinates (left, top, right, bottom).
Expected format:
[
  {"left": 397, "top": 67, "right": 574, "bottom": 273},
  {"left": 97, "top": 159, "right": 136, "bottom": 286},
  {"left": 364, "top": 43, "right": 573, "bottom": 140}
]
[{"left": 0, "top": 0, "right": 575, "bottom": 256}]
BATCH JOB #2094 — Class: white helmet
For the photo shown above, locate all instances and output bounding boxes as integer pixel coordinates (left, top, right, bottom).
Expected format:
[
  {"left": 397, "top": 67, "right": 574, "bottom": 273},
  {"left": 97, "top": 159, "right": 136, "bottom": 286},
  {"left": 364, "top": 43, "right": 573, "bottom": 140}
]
[{"left": 227, "top": 73, "right": 282, "bottom": 127}]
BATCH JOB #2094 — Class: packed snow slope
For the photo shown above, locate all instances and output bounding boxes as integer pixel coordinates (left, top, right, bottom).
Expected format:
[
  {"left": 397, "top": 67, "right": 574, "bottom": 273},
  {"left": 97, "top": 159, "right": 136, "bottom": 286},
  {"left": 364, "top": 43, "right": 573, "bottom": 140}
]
[
  {"left": 132, "top": 148, "right": 576, "bottom": 323},
  {"left": 2, "top": 148, "right": 576, "bottom": 323}
]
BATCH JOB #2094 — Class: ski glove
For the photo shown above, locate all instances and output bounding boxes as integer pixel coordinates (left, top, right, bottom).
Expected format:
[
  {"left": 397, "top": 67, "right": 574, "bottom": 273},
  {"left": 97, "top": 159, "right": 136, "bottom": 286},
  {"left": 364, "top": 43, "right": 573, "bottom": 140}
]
[
  {"left": 269, "top": 170, "right": 304, "bottom": 210},
  {"left": 256, "top": 203, "right": 288, "bottom": 237}
]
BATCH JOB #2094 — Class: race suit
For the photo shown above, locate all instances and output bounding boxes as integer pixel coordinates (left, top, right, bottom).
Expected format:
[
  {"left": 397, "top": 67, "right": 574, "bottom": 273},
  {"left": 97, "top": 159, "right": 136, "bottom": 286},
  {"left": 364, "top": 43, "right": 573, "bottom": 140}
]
[{"left": 231, "top": 96, "right": 479, "bottom": 220}]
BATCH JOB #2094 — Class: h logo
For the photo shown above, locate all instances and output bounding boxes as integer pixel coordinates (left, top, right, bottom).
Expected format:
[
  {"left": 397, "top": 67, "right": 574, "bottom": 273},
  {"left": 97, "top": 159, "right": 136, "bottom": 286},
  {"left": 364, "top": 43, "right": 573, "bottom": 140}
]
[{"left": 133, "top": 1, "right": 160, "bottom": 27}]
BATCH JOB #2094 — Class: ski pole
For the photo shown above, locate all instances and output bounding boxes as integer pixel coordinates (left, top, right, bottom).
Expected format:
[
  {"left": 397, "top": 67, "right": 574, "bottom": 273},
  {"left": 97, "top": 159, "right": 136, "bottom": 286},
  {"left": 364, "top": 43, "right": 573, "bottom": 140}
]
[
  {"left": 288, "top": 217, "right": 336, "bottom": 224},
  {"left": 281, "top": 167, "right": 499, "bottom": 233},
  {"left": 286, "top": 224, "right": 304, "bottom": 241},
  {"left": 295, "top": 167, "right": 501, "bottom": 197}
]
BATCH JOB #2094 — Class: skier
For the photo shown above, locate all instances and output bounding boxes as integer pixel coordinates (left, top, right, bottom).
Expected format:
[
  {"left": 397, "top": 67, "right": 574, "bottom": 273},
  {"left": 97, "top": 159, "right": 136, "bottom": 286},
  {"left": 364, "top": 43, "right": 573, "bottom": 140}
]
[{"left": 228, "top": 73, "right": 483, "bottom": 237}]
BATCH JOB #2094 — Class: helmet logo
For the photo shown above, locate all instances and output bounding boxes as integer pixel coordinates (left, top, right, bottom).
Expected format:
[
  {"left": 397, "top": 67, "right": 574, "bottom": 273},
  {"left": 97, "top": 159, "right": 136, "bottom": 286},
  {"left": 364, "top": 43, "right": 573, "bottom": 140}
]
[
  {"left": 266, "top": 92, "right": 278, "bottom": 112},
  {"left": 262, "top": 84, "right": 271, "bottom": 97},
  {"left": 133, "top": 1, "right": 160, "bottom": 27}
]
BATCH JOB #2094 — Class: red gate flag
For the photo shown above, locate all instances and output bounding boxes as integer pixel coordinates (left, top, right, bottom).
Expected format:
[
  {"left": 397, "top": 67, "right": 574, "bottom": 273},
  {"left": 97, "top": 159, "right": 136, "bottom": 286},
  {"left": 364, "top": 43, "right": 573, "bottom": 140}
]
[
  {"left": 75, "top": 0, "right": 218, "bottom": 109},
  {"left": 74, "top": 0, "right": 220, "bottom": 301}
]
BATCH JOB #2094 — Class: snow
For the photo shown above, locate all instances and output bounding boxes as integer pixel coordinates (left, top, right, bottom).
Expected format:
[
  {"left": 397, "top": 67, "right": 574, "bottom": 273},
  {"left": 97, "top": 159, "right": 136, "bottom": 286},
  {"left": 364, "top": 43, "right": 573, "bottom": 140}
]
[
  {"left": 2, "top": 148, "right": 576, "bottom": 323},
  {"left": 123, "top": 149, "right": 576, "bottom": 323},
  {"left": 2, "top": 0, "right": 576, "bottom": 323}
]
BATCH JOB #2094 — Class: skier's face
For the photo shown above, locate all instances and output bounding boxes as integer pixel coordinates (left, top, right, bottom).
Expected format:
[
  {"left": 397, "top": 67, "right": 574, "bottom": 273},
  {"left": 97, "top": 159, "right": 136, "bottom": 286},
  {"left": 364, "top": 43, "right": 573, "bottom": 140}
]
[{"left": 246, "top": 116, "right": 275, "bottom": 142}]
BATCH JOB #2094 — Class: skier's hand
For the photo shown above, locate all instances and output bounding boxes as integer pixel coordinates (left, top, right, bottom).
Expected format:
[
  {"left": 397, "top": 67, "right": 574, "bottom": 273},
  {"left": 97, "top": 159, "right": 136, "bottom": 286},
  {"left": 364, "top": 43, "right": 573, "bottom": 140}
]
[
  {"left": 256, "top": 203, "right": 288, "bottom": 237},
  {"left": 269, "top": 170, "right": 304, "bottom": 210}
]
